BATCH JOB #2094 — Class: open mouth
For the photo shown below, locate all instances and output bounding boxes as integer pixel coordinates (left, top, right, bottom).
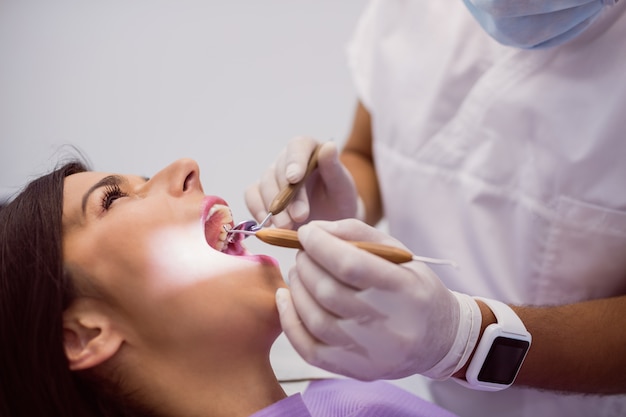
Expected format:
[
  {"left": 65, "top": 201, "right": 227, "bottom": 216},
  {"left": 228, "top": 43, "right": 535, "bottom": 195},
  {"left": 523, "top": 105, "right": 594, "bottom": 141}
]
[{"left": 203, "top": 204, "right": 247, "bottom": 256}]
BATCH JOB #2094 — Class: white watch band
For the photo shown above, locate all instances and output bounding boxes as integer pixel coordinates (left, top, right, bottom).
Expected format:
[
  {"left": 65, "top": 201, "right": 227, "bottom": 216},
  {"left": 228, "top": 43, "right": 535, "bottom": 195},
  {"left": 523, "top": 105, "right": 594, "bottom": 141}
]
[
  {"left": 456, "top": 297, "right": 531, "bottom": 391},
  {"left": 474, "top": 297, "right": 529, "bottom": 336}
]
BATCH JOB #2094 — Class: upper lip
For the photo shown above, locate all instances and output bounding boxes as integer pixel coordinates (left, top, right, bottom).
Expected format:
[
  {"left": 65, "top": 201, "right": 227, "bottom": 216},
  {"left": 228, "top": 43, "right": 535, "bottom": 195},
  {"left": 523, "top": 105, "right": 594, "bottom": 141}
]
[{"left": 201, "top": 196, "right": 229, "bottom": 226}]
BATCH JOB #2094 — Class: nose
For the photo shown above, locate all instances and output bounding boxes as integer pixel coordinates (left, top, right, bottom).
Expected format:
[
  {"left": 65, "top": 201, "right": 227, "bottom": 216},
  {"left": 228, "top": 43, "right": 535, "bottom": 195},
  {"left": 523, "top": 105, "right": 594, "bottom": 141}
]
[{"left": 148, "top": 158, "right": 203, "bottom": 196}]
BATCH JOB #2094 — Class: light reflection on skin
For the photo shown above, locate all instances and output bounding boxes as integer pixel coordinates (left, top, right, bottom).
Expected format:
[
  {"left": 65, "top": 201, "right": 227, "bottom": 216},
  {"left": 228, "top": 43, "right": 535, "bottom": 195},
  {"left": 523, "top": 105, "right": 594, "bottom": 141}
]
[{"left": 146, "top": 222, "right": 273, "bottom": 295}]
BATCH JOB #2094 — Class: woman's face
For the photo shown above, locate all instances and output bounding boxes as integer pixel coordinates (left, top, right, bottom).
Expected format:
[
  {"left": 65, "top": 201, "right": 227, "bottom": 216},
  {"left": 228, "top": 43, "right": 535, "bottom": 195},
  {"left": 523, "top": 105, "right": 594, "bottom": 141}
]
[{"left": 62, "top": 158, "right": 286, "bottom": 361}]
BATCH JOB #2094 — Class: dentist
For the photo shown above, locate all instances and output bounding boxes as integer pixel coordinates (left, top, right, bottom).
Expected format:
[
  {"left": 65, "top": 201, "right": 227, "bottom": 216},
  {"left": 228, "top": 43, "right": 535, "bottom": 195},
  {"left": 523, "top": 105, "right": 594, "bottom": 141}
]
[{"left": 246, "top": 0, "right": 626, "bottom": 416}]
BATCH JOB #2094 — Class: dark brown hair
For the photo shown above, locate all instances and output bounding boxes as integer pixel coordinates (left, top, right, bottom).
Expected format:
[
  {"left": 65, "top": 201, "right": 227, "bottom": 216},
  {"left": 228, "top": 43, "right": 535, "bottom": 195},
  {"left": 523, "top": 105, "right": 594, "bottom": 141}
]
[{"left": 0, "top": 161, "right": 140, "bottom": 417}]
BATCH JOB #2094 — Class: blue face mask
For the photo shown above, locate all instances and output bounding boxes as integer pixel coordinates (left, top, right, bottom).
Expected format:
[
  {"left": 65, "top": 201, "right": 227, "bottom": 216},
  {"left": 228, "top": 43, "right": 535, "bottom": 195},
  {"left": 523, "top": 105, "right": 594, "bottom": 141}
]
[{"left": 463, "top": 0, "right": 619, "bottom": 49}]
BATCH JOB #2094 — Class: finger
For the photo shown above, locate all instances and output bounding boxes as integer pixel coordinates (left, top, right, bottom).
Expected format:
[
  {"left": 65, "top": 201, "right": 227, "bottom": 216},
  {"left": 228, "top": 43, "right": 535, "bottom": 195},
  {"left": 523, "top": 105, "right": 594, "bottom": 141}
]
[
  {"left": 270, "top": 210, "right": 295, "bottom": 230},
  {"left": 297, "top": 223, "right": 411, "bottom": 291},
  {"left": 275, "top": 287, "right": 328, "bottom": 364},
  {"left": 287, "top": 267, "right": 356, "bottom": 346},
  {"left": 310, "top": 219, "right": 408, "bottom": 249},
  {"left": 276, "top": 288, "right": 375, "bottom": 380},
  {"left": 283, "top": 136, "right": 320, "bottom": 184},
  {"left": 294, "top": 250, "right": 385, "bottom": 320},
  {"left": 267, "top": 138, "right": 319, "bottom": 228},
  {"left": 285, "top": 181, "right": 314, "bottom": 224},
  {"left": 281, "top": 138, "right": 320, "bottom": 224},
  {"left": 271, "top": 185, "right": 308, "bottom": 228},
  {"left": 258, "top": 164, "right": 296, "bottom": 228}
]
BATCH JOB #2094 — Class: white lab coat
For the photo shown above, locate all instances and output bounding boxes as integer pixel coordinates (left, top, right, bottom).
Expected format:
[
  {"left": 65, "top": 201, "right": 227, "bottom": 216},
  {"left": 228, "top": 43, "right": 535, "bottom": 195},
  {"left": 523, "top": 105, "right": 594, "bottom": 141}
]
[{"left": 348, "top": 1, "right": 626, "bottom": 416}]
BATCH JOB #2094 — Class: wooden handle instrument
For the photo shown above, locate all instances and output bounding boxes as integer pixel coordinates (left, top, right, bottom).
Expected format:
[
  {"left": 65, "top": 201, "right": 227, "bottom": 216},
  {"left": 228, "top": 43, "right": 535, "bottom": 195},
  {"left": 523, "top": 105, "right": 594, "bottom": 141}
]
[{"left": 254, "top": 228, "right": 414, "bottom": 264}]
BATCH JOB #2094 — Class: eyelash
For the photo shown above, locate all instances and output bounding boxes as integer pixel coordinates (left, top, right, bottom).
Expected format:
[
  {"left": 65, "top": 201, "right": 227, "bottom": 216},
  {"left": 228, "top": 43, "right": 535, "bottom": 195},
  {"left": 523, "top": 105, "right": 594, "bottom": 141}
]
[{"left": 101, "top": 184, "right": 128, "bottom": 211}]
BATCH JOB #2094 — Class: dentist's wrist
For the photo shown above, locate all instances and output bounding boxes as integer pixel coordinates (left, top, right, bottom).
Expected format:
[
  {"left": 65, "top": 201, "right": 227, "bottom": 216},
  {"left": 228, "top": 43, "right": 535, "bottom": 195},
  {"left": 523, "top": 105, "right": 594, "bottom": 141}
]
[
  {"left": 422, "top": 292, "right": 482, "bottom": 380},
  {"left": 452, "top": 299, "right": 497, "bottom": 379}
]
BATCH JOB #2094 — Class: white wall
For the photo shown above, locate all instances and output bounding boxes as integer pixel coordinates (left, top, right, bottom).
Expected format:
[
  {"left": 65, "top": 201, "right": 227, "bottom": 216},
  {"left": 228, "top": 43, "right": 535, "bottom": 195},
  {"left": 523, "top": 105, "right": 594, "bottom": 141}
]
[
  {"left": 0, "top": 2, "right": 364, "bottom": 187},
  {"left": 0, "top": 0, "right": 364, "bottom": 266},
  {"left": 0, "top": 0, "right": 366, "bottom": 388}
]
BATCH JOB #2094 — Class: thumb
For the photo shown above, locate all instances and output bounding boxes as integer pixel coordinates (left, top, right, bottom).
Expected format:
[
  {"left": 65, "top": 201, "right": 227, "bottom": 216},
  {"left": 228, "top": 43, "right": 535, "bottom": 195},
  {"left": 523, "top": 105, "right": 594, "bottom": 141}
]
[{"left": 276, "top": 288, "right": 320, "bottom": 362}]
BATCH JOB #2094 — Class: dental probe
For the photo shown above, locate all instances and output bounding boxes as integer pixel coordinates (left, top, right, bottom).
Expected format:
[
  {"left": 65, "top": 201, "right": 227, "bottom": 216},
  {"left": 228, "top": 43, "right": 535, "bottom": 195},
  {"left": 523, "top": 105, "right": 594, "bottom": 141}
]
[{"left": 229, "top": 228, "right": 458, "bottom": 267}]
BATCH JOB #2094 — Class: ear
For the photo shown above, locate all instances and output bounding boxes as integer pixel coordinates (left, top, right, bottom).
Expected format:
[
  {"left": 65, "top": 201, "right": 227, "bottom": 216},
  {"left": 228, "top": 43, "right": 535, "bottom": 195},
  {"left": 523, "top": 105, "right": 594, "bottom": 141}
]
[{"left": 63, "top": 298, "right": 125, "bottom": 371}]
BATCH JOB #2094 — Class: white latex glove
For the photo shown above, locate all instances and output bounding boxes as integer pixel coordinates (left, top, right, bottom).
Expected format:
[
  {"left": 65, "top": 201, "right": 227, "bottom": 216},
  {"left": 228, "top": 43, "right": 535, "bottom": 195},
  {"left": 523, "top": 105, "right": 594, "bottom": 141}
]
[
  {"left": 464, "top": 0, "right": 617, "bottom": 49},
  {"left": 276, "top": 219, "right": 482, "bottom": 381},
  {"left": 245, "top": 137, "right": 360, "bottom": 230}
]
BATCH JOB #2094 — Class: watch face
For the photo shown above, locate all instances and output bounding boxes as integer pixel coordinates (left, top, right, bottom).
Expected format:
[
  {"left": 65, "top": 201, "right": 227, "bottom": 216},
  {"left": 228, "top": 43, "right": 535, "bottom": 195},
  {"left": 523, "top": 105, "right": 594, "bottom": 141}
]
[{"left": 478, "top": 336, "right": 530, "bottom": 385}]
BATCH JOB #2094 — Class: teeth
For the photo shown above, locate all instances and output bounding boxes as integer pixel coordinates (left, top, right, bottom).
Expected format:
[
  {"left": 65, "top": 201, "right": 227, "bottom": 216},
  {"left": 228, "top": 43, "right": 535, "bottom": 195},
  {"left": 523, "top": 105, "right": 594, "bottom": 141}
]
[
  {"left": 206, "top": 204, "right": 234, "bottom": 252},
  {"left": 214, "top": 240, "right": 226, "bottom": 252},
  {"left": 217, "top": 226, "right": 228, "bottom": 252}
]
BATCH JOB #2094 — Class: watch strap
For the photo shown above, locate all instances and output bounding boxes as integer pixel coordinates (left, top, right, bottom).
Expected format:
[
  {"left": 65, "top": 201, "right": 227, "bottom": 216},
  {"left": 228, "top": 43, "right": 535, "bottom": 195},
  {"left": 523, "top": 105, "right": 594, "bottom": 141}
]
[
  {"left": 474, "top": 297, "right": 529, "bottom": 336},
  {"left": 454, "top": 297, "right": 531, "bottom": 391}
]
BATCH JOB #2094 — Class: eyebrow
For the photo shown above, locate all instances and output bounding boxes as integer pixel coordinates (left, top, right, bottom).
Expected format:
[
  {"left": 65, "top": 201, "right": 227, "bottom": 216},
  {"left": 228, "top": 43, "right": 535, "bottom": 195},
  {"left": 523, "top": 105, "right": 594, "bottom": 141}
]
[{"left": 81, "top": 175, "right": 124, "bottom": 216}]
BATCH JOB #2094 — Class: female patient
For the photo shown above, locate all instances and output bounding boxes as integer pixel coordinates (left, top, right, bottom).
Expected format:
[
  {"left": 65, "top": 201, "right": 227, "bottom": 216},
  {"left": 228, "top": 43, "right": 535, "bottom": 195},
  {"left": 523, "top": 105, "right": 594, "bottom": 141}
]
[{"left": 0, "top": 157, "right": 456, "bottom": 417}]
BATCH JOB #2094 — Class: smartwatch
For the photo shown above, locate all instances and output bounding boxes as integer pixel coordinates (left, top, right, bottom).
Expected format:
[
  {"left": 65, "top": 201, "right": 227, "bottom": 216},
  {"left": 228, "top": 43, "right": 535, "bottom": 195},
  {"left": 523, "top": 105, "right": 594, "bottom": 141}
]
[{"left": 462, "top": 297, "right": 531, "bottom": 391}]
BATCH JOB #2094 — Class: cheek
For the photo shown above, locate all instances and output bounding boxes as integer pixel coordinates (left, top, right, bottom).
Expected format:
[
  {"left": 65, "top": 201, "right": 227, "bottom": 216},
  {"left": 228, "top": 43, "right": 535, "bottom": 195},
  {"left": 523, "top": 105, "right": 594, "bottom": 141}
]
[{"left": 64, "top": 224, "right": 149, "bottom": 294}]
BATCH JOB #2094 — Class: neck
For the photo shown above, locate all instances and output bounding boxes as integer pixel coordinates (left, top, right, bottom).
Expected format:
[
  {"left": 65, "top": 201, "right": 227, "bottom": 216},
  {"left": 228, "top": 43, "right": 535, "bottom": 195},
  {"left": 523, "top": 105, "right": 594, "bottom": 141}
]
[{"left": 123, "top": 347, "right": 287, "bottom": 417}]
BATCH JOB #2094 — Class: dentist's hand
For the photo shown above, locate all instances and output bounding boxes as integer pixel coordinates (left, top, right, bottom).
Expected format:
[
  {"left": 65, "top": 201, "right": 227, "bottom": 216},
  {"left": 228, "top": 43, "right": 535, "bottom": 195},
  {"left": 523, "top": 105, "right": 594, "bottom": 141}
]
[
  {"left": 463, "top": 0, "right": 614, "bottom": 49},
  {"left": 276, "top": 219, "right": 481, "bottom": 381},
  {"left": 245, "top": 137, "right": 359, "bottom": 230}
]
